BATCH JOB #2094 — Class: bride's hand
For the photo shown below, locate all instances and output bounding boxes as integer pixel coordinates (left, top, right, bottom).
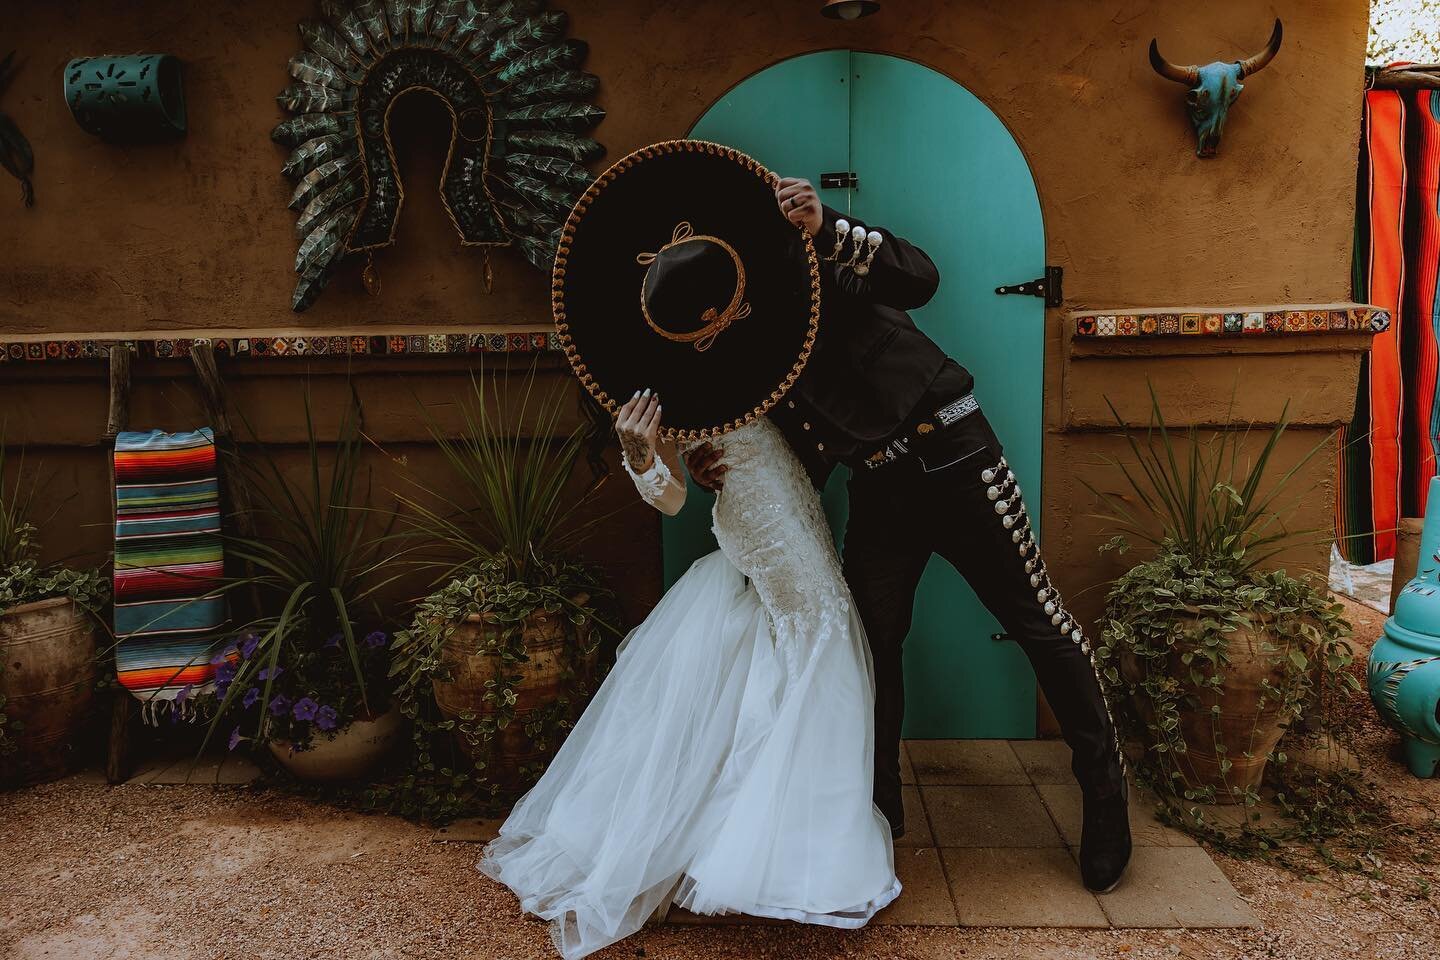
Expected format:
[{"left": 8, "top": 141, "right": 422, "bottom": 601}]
[{"left": 617, "top": 389, "right": 661, "bottom": 472}]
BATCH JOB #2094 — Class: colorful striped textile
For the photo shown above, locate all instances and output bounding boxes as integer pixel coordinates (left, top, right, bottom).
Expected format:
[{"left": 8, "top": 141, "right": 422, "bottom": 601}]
[
  {"left": 1339, "top": 87, "right": 1440, "bottom": 563},
  {"left": 113, "top": 428, "right": 227, "bottom": 719}
]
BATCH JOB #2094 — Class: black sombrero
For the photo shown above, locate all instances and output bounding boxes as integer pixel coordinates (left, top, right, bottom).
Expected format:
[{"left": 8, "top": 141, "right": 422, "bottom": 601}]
[{"left": 553, "top": 140, "right": 821, "bottom": 442}]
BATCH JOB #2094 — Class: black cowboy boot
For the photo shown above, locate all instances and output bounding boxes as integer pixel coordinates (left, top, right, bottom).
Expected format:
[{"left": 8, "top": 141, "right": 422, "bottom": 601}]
[{"left": 1079, "top": 779, "right": 1132, "bottom": 892}]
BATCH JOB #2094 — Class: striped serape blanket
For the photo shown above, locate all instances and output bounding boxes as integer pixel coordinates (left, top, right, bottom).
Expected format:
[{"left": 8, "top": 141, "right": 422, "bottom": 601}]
[{"left": 114, "top": 428, "right": 228, "bottom": 720}]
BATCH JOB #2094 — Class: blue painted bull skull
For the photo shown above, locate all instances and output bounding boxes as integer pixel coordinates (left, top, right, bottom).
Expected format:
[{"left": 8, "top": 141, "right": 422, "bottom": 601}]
[{"left": 1149, "top": 19, "right": 1283, "bottom": 157}]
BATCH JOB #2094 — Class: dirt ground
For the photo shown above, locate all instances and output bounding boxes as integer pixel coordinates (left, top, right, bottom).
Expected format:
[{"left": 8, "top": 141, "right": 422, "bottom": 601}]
[{"left": 2, "top": 596, "right": 1438, "bottom": 960}]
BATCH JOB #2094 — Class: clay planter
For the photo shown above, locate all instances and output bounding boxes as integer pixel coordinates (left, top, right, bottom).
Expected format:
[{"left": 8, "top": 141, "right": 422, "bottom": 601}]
[
  {"left": 0, "top": 596, "right": 99, "bottom": 786},
  {"left": 431, "top": 594, "right": 592, "bottom": 794},
  {"left": 1166, "top": 611, "right": 1289, "bottom": 803},
  {"left": 268, "top": 707, "right": 404, "bottom": 782}
]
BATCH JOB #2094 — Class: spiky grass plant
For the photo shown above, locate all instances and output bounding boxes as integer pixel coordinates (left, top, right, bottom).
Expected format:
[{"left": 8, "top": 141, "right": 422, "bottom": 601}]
[
  {"left": 204, "top": 389, "right": 401, "bottom": 754},
  {"left": 390, "top": 358, "right": 611, "bottom": 587},
  {"left": 1084, "top": 383, "right": 1333, "bottom": 575}
]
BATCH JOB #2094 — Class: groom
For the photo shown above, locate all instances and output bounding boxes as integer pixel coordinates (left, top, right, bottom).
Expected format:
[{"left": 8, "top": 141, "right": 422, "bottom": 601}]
[{"left": 684, "top": 177, "right": 1133, "bottom": 892}]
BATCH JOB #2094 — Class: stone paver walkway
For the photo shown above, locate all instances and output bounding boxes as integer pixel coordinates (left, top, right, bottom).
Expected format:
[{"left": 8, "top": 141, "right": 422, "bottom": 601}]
[{"left": 438, "top": 739, "right": 1258, "bottom": 930}]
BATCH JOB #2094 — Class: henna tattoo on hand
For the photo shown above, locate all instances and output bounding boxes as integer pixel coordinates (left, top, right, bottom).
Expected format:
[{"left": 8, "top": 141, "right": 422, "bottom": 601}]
[{"left": 619, "top": 429, "right": 654, "bottom": 472}]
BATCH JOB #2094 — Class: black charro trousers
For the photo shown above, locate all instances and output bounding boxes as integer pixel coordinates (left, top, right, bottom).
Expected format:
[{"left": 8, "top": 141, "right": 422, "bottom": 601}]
[{"left": 842, "top": 407, "right": 1126, "bottom": 831}]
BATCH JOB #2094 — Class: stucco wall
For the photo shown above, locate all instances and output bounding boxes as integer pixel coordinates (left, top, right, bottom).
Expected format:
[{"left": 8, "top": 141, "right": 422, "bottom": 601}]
[
  {"left": 0, "top": 1, "right": 1374, "bottom": 728},
  {"left": 0, "top": 0, "right": 1366, "bottom": 331}
]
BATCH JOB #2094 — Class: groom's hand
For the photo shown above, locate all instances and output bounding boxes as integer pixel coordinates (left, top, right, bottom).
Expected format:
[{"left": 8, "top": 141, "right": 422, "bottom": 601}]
[
  {"left": 684, "top": 442, "right": 728, "bottom": 492},
  {"left": 776, "top": 177, "right": 822, "bottom": 236}
]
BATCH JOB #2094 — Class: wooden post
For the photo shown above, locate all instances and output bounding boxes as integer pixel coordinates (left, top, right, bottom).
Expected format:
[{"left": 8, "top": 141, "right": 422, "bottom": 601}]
[
  {"left": 104, "top": 343, "right": 138, "bottom": 784},
  {"left": 190, "top": 340, "right": 262, "bottom": 624}
]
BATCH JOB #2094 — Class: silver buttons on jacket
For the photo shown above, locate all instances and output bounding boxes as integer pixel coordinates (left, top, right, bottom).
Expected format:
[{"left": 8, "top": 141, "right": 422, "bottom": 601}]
[{"left": 854, "top": 230, "right": 883, "bottom": 276}]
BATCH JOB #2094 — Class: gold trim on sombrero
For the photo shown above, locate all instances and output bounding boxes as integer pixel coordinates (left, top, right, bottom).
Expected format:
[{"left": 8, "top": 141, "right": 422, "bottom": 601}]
[
  {"left": 636, "top": 221, "right": 752, "bottom": 353},
  {"left": 552, "top": 139, "right": 821, "bottom": 443}
]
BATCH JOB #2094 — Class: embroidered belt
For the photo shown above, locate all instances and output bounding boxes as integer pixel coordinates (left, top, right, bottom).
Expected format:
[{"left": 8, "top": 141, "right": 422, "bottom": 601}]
[{"left": 862, "top": 392, "right": 980, "bottom": 470}]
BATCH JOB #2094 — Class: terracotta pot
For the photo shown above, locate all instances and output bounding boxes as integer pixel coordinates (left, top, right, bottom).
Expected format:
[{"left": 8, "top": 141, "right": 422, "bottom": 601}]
[
  {"left": 431, "top": 593, "right": 592, "bottom": 794},
  {"left": 0, "top": 596, "right": 99, "bottom": 786},
  {"left": 1167, "top": 610, "right": 1290, "bottom": 803},
  {"left": 268, "top": 707, "right": 404, "bottom": 782}
]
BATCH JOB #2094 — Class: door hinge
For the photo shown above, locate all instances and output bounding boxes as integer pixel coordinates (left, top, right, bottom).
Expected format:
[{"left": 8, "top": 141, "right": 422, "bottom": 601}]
[
  {"left": 995, "top": 265, "right": 1063, "bottom": 308},
  {"left": 820, "top": 171, "right": 859, "bottom": 190}
]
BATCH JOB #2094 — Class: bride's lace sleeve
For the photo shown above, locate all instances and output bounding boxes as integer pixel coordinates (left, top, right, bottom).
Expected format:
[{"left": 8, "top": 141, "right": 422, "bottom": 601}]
[{"left": 622, "top": 441, "right": 687, "bottom": 516}]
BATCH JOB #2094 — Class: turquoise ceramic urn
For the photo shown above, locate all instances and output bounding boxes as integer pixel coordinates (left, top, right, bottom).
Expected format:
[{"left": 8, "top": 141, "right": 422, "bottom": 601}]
[{"left": 1370, "top": 476, "right": 1440, "bottom": 777}]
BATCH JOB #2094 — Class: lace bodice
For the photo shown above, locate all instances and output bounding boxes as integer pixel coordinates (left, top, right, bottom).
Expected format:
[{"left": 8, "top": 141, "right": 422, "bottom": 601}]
[{"left": 685, "top": 419, "right": 850, "bottom": 678}]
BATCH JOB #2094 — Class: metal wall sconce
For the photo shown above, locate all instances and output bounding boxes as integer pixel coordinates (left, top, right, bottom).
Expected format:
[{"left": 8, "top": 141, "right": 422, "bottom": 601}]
[
  {"left": 64, "top": 54, "right": 186, "bottom": 142},
  {"left": 822, "top": 0, "right": 880, "bottom": 20}
]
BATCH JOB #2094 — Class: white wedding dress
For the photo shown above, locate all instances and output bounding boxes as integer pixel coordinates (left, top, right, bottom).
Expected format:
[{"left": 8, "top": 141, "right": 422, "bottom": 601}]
[{"left": 479, "top": 418, "right": 899, "bottom": 959}]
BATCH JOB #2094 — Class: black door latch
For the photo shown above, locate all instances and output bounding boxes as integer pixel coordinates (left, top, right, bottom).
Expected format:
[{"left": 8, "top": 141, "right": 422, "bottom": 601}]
[
  {"left": 995, "top": 265, "right": 1063, "bottom": 308},
  {"left": 820, "top": 171, "right": 859, "bottom": 189}
]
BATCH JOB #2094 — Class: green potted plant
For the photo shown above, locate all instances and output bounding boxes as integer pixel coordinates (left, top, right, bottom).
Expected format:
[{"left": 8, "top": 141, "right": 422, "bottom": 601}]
[
  {"left": 1087, "top": 386, "right": 1356, "bottom": 807},
  {"left": 0, "top": 440, "right": 108, "bottom": 786},
  {"left": 389, "top": 361, "right": 614, "bottom": 800},
  {"left": 206, "top": 392, "right": 402, "bottom": 782}
]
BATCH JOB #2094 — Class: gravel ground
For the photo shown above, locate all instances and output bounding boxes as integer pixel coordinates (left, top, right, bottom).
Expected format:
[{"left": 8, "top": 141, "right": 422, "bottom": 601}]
[{"left": 2, "top": 596, "right": 1438, "bottom": 960}]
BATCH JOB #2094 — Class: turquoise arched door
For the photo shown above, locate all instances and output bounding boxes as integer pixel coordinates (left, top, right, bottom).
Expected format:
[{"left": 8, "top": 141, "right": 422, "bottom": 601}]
[{"left": 668, "top": 51, "right": 1045, "bottom": 739}]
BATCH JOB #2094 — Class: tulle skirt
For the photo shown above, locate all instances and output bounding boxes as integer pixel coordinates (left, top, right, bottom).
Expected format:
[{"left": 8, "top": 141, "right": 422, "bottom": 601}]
[{"left": 479, "top": 550, "right": 899, "bottom": 959}]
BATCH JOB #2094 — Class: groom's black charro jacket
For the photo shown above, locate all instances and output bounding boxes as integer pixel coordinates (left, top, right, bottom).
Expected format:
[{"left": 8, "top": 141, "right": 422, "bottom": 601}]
[{"left": 768, "top": 205, "right": 970, "bottom": 487}]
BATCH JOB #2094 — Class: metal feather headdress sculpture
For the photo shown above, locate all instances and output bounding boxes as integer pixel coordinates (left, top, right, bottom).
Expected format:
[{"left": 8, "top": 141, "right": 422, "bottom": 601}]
[{"left": 273, "top": 0, "right": 606, "bottom": 311}]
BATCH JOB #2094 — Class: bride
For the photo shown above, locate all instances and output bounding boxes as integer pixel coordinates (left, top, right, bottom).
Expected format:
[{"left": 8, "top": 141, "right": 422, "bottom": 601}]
[{"left": 480, "top": 142, "right": 899, "bottom": 959}]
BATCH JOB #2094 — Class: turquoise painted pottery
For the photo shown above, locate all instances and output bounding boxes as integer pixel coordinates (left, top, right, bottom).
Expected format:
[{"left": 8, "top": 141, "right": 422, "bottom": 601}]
[{"left": 1369, "top": 477, "right": 1440, "bottom": 776}]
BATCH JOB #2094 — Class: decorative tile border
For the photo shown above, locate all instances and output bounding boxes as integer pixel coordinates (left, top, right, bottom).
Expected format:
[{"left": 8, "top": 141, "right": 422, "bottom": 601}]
[
  {"left": 1072, "top": 305, "right": 1390, "bottom": 339},
  {"left": 0, "top": 331, "right": 561, "bottom": 364}
]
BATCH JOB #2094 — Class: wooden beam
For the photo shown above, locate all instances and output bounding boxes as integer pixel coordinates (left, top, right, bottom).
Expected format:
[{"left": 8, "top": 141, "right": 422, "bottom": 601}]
[{"left": 1368, "top": 66, "right": 1440, "bottom": 90}]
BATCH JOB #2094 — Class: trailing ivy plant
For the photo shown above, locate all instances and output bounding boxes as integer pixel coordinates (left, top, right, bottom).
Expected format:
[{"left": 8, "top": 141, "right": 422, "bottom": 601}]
[
  {"left": 375, "top": 555, "right": 605, "bottom": 821},
  {"left": 1085, "top": 383, "right": 1419, "bottom": 873}
]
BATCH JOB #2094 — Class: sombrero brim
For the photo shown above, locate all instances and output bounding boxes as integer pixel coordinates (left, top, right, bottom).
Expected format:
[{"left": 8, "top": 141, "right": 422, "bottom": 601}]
[{"left": 553, "top": 140, "right": 820, "bottom": 442}]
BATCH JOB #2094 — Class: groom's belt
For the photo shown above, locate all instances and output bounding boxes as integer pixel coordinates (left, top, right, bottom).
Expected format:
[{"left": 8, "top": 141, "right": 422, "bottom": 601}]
[{"left": 861, "top": 393, "right": 980, "bottom": 471}]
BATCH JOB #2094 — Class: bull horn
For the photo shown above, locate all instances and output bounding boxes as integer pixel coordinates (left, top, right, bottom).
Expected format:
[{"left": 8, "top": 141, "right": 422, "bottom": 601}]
[
  {"left": 1237, "top": 18, "right": 1283, "bottom": 78},
  {"left": 1149, "top": 39, "right": 1199, "bottom": 86}
]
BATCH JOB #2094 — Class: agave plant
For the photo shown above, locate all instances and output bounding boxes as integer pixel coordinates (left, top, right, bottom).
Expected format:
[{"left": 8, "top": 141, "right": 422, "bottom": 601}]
[
  {"left": 1084, "top": 382, "right": 1334, "bottom": 577},
  {"left": 0, "top": 51, "right": 34, "bottom": 207}
]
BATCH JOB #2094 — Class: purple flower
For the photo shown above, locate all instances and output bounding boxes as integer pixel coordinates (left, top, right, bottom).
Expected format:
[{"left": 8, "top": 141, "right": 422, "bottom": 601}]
[
  {"left": 364, "top": 630, "right": 388, "bottom": 649},
  {"left": 268, "top": 694, "right": 291, "bottom": 717},
  {"left": 324, "top": 632, "right": 343, "bottom": 650},
  {"left": 314, "top": 705, "right": 339, "bottom": 731},
  {"left": 214, "top": 662, "right": 236, "bottom": 698},
  {"left": 239, "top": 634, "right": 260, "bottom": 659},
  {"left": 257, "top": 665, "right": 282, "bottom": 681},
  {"left": 241, "top": 687, "right": 261, "bottom": 709},
  {"left": 175, "top": 684, "right": 193, "bottom": 704},
  {"left": 292, "top": 697, "right": 319, "bottom": 722},
  {"left": 227, "top": 726, "right": 243, "bottom": 751}
]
